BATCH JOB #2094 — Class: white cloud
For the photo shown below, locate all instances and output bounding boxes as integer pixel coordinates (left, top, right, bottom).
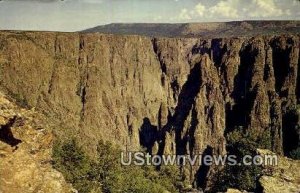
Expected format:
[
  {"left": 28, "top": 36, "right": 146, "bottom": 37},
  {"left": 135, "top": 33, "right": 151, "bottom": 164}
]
[
  {"left": 249, "top": 0, "right": 284, "bottom": 17},
  {"left": 208, "top": 0, "right": 239, "bottom": 18},
  {"left": 285, "top": 9, "right": 291, "bottom": 16},
  {"left": 179, "top": 8, "right": 191, "bottom": 20},
  {"left": 191, "top": 0, "right": 295, "bottom": 20},
  {"left": 153, "top": 15, "right": 162, "bottom": 21},
  {"left": 195, "top": 3, "right": 206, "bottom": 16}
]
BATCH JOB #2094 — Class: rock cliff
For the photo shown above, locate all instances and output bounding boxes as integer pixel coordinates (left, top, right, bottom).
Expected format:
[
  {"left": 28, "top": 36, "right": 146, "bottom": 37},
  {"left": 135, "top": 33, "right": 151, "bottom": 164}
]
[
  {"left": 0, "top": 92, "right": 75, "bottom": 193},
  {"left": 258, "top": 149, "right": 300, "bottom": 193},
  {"left": 0, "top": 31, "right": 299, "bottom": 188}
]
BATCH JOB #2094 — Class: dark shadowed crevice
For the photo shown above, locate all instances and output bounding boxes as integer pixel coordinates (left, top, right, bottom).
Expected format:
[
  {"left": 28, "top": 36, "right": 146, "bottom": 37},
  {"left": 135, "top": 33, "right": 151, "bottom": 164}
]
[
  {"left": 77, "top": 35, "right": 88, "bottom": 106},
  {"left": 170, "top": 79, "right": 180, "bottom": 102},
  {"left": 211, "top": 39, "right": 226, "bottom": 69},
  {"left": 172, "top": 62, "right": 202, "bottom": 155},
  {"left": 78, "top": 35, "right": 85, "bottom": 65},
  {"left": 0, "top": 116, "right": 22, "bottom": 147},
  {"left": 156, "top": 61, "right": 202, "bottom": 156},
  {"left": 271, "top": 40, "right": 291, "bottom": 95},
  {"left": 225, "top": 44, "right": 258, "bottom": 133},
  {"left": 161, "top": 75, "right": 166, "bottom": 87},
  {"left": 226, "top": 84, "right": 258, "bottom": 134},
  {"left": 194, "top": 145, "right": 213, "bottom": 189},
  {"left": 282, "top": 110, "right": 299, "bottom": 156},
  {"left": 297, "top": 49, "right": 300, "bottom": 104},
  {"left": 81, "top": 86, "right": 86, "bottom": 105},
  {"left": 79, "top": 36, "right": 85, "bottom": 50},
  {"left": 139, "top": 117, "right": 158, "bottom": 153},
  {"left": 268, "top": 96, "right": 282, "bottom": 153},
  {"left": 263, "top": 48, "right": 270, "bottom": 82},
  {"left": 48, "top": 62, "right": 57, "bottom": 95},
  {"left": 128, "top": 124, "right": 133, "bottom": 139},
  {"left": 263, "top": 62, "right": 271, "bottom": 81},
  {"left": 232, "top": 44, "right": 257, "bottom": 99},
  {"left": 158, "top": 104, "right": 163, "bottom": 130},
  {"left": 78, "top": 85, "right": 87, "bottom": 121},
  {"left": 188, "top": 107, "right": 198, "bottom": 156},
  {"left": 78, "top": 70, "right": 89, "bottom": 122},
  {"left": 151, "top": 38, "right": 167, "bottom": 74},
  {"left": 192, "top": 40, "right": 210, "bottom": 56},
  {"left": 172, "top": 62, "right": 202, "bottom": 127}
]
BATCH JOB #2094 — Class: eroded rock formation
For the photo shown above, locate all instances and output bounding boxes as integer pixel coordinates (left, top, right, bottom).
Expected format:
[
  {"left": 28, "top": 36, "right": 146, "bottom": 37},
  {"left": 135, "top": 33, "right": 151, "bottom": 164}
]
[{"left": 0, "top": 31, "right": 299, "bottom": 188}]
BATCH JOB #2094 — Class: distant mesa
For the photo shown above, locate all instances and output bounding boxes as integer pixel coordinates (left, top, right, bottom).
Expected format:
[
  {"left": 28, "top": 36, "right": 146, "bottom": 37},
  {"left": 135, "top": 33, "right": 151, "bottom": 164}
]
[{"left": 81, "top": 20, "right": 300, "bottom": 38}]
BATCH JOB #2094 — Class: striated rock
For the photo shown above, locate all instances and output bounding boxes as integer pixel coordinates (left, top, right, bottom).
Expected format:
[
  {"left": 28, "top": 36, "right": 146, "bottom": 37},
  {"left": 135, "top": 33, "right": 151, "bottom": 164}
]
[
  {"left": 0, "top": 31, "right": 299, "bottom": 188},
  {"left": 257, "top": 149, "right": 300, "bottom": 193},
  {"left": 0, "top": 92, "right": 75, "bottom": 193}
]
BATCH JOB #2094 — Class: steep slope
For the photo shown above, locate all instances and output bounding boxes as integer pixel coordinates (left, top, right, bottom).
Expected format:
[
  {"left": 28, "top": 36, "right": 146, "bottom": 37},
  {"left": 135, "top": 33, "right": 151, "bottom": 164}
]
[
  {"left": 0, "top": 31, "right": 299, "bottom": 187},
  {"left": 0, "top": 92, "right": 74, "bottom": 193}
]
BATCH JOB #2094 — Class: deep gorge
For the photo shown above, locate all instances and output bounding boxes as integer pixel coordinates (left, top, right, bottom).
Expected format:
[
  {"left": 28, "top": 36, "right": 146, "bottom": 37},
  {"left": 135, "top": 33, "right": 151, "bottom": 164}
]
[{"left": 0, "top": 31, "right": 299, "bottom": 191}]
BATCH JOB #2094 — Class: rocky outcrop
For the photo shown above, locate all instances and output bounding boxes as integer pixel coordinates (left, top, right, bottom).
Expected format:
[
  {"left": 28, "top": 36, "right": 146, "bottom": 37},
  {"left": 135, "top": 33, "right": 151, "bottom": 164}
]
[
  {"left": 0, "top": 92, "right": 75, "bottom": 193},
  {"left": 225, "top": 189, "right": 244, "bottom": 193},
  {"left": 257, "top": 149, "right": 300, "bottom": 193},
  {"left": 0, "top": 31, "right": 299, "bottom": 187}
]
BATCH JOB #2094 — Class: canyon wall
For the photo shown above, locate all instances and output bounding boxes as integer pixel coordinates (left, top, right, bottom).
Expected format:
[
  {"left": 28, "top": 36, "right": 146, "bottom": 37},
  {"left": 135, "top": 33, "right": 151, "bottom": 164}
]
[{"left": 0, "top": 31, "right": 299, "bottom": 185}]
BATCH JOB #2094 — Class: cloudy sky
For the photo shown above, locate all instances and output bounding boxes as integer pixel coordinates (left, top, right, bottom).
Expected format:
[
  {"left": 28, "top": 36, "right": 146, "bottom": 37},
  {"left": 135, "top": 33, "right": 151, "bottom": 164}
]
[{"left": 0, "top": 0, "right": 299, "bottom": 32}]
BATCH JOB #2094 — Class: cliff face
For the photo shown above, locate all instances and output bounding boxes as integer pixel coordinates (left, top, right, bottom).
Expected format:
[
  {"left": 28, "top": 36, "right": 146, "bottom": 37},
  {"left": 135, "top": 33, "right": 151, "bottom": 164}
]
[
  {"left": 0, "top": 92, "right": 74, "bottom": 193},
  {"left": 0, "top": 31, "right": 299, "bottom": 185}
]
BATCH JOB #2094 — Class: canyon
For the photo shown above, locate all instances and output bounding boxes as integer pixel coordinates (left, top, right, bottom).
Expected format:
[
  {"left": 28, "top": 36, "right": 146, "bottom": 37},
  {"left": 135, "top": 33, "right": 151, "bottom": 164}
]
[{"left": 0, "top": 29, "right": 299, "bottom": 192}]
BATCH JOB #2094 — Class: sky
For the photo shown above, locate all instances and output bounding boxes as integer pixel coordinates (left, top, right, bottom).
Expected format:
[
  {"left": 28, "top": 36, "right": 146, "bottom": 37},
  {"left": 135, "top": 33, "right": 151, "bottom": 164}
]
[{"left": 0, "top": 0, "right": 299, "bottom": 32}]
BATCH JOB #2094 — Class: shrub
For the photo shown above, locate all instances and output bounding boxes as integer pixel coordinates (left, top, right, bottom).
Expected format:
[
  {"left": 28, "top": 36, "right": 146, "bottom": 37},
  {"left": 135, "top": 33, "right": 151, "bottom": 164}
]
[
  {"left": 285, "top": 105, "right": 300, "bottom": 159},
  {"left": 52, "top": 139, "right": 97, "bottom": 193},
  {"left": 95, "top": 139, "right": 183, "bottom": 193},
  {"left": 289, "top": 147, "right": 300, "bottom": 160},
  {"left": 52, "top": 139, "right": 183, "bottom": 193},
  {"left": 211, "top": 128, "right": 264, "bottom": 192}
]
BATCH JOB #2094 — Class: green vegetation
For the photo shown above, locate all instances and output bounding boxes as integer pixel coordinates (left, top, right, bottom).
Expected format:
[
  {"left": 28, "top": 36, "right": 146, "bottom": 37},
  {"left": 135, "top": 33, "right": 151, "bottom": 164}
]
[
  {"left": 212, "top": 104, "right": 299, "bottom": 191},
  {"left": 9, "top": 92, "right": 29, "bottom": 108},
  {"left": 212, "top": 127, "right": 271, "bottom": 192},
  {"left": 52, "top": 139, "right": 97, "bottom": 193},
  {"left": 0, "top": 39, "right": 7, "bottom": 51},
  {"left": 286, "top": 105, "right": 300, "bottom": 160},
  {"left": 52, "top": 139, "right": 183, "bottom": 193},
  {"left": 289, "top": 147, "right": 300, "bottom": 160}
]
